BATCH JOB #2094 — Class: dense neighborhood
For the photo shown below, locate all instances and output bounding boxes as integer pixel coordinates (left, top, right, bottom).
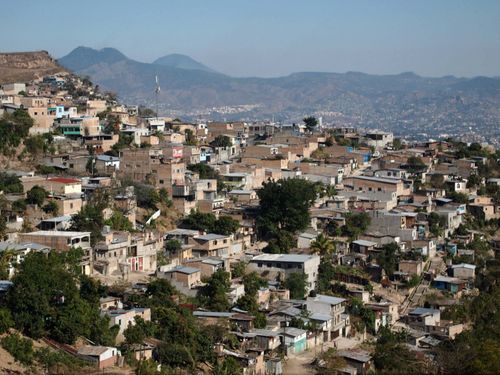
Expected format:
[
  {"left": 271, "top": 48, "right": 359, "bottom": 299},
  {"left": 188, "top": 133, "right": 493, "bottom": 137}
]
[{"left": 0, "top": 72, "right": 499, "bottom": 375}]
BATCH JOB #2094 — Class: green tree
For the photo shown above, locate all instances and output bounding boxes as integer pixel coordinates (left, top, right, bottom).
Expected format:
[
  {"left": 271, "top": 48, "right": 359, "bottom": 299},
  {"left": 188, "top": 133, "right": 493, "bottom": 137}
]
[
  {"left": 42, "top": 201, "right": 59, "bottom": 215},
  {"left": 26, "top": 185, "right": 48, "bottom": 206},
  {"left": 377, "top": 242, "right": 400, "bottom": 277},
  {"left": 197, "top": 269, "right": 231, "bottom": 311},
  {"left": 392, "top": 138, "right": 402, "bottom": 150},
  {"left": 184, "top": 129, "right": 197, "bottom": 146},
  {"left": 0, "top": 173, "right": 23, "bottom": 193},
  {"left": 0, "top": 308, "right": 13, "bottom": 334},
  {"left": 257, "top": 178, "right": 319, "bottom": 237},
  {"left": 428, "top": 212, "right": 446, "bottom": 237},
  {"left": 310, "top": 233, "right": 335, "bottom": 258},
  {"left": 341, "top": 212, "right": 371, "bottom": 239},
  {"left": 285, "top": 272, "right": 308, "bottom": 299},
  {"left": 210, "top": 135, "right": 232, "bottom": 148},
  {"left": 317, "top": 258, "right": 336, "bottom": 294},
  {"left": 212, "top": 356, "right": 241, "bottom": 375},
  {"left": 71, "top": 204, "right": 105, "bottom": 245},
  {"left": 303, "top": 116, "right": 318, "bottom": 132},
  {"left": 180, "top": 210, "right": 216, "bottom": 232},
  {"left": 406, "top": 156, "right": 426, "bottom": 173},
  {"left": 212, "top": 216, "right": 240, "bottom": 235},
  {"left": 105, "top": 211, "right": 134, "bottom": 231}
]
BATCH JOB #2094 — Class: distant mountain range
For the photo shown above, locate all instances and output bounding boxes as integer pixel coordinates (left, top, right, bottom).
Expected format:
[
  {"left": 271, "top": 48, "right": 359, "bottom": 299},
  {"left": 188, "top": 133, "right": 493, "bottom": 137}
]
[{"left": 58, "top": 47, "right": 500, "bottom": 142}]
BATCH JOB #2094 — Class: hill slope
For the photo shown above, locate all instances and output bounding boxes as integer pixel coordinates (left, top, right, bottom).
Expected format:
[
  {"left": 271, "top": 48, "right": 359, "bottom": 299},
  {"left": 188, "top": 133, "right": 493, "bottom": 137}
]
[{"left": 0, "top": 51, "right": 67, "bottom": 84}]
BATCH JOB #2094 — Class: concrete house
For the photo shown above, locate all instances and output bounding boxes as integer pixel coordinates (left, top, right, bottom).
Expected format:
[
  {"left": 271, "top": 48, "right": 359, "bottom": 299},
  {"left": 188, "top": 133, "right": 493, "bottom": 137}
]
[
  {"left": 306, "top": 294, "right": 349, "bottom": 339},
  {"left": 104, "top": 308, "right": 151, "bottom": 344},
  {"left": 77, "top": 346, "right": 119, "bottom": 370},
  {"left": 249, "top": 254, "right": 320, "bottom": 291}
]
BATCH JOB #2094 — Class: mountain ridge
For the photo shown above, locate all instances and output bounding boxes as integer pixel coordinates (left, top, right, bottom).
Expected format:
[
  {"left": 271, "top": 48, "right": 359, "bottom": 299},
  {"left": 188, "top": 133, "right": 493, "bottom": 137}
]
[{"left": 55, "top": 47, "right": 500, "bottom": 141}]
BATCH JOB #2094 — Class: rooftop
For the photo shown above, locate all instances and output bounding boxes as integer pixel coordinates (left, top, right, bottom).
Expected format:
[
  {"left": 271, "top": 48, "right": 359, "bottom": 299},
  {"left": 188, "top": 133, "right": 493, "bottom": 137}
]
[{"left": 251, "top": 253, "right": 319, "bottom": 263}]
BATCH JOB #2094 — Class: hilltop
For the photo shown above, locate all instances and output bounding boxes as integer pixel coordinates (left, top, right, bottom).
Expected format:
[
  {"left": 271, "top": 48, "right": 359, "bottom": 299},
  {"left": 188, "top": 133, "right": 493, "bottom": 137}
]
[{"left": 0, "top": 51, "right": 67, "bottom": 84}]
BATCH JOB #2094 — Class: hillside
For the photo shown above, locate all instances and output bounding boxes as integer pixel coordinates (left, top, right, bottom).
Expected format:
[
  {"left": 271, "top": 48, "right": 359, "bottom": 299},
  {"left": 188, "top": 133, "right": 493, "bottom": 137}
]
[
  {"left": 0, "top": 51, "right": 67, "bottom": 84},
  {"left": 56, "top": 47, "right": 500, "bottom": 142}
]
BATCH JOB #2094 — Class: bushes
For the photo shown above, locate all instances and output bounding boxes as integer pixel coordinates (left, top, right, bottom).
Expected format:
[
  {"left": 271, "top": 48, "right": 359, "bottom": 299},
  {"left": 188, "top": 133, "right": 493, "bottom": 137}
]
[{"left": 1, "top": 333, "right": 34, "bottom": 365}]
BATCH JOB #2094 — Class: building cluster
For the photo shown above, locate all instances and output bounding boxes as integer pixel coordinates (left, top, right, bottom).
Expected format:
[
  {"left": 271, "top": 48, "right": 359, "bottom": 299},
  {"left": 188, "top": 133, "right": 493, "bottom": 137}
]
[{"left": 1, "top": 74, "right": 499, "bottom": 374}]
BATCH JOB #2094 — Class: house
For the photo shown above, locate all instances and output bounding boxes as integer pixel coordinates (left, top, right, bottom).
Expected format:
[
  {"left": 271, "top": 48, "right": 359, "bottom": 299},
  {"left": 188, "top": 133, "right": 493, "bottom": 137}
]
[
  {"left": 248, "top": 254, "right": 320, "bottom": 291},
  {"left": 99, "top": 296, "right": 123, "bottom": 311},
  {"left": 306, "top": 294, "right": 349, "bottom": 339},
  {"left": 432, "top": 275, "right": 467, "bottom": 294},
  {"left": 104, "top": 308, "right": 151, "bottom": 344},
  {"left": 351, "top": 240, "right": 377, "bottom": 255},
  {"left": 189, "top": 234, "right": 232, "bottom": 257},
  {"left": 160, "top": 266, "right": 202, "bottom": 290},
  {"left": 398, "top": 260, "right": 423, "bottom": 276},
  {"left": 337, "top": 350, "right": 373, "bottom": 375},
  {"left": 450, "top": 263, "right": 476, "bottom": 280},
  {"left": 283, "top": 327, "right": 307, "bottom": 354},
  {"left": 18, "top": 231, "right": 91, "bottom": 251},
  {"left": 93, "top": 229, "right": 161, "bottom": 276},
  {"left": 77, "top": 346, "right": 119, "bottom": 369},
  {"left": 406, "top": 308, "right": 440, "bottom": 329}
]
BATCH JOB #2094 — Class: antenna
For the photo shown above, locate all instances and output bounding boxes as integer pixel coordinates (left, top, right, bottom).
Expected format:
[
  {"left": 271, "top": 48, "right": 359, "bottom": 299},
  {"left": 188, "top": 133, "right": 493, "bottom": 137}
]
[{"left": 155, "top": 75, "right": 160, "bottom": 119}]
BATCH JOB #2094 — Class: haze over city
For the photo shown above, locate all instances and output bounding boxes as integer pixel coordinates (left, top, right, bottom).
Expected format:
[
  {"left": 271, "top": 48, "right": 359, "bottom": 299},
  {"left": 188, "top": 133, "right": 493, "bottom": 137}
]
[{"left": 2, "top": 0, "right": 500, "bottom": 77}]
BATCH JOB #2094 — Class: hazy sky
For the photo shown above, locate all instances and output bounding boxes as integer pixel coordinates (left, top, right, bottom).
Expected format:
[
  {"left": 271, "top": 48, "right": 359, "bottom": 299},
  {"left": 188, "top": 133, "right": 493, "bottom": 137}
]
[{"left": 2, "top": 0, "right": 499, "bottom": 77}]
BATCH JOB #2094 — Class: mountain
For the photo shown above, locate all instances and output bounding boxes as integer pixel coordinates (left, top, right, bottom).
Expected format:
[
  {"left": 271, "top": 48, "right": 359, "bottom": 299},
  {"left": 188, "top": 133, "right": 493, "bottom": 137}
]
[
  {"left": 58, "top": 47, "right": 500, "bottom": 142},
  {"left": 0, "top": 51, "right": 67, "bottom": 84},
  {"left": 153, "top": 53, "right": 217, "bottom": 73}
]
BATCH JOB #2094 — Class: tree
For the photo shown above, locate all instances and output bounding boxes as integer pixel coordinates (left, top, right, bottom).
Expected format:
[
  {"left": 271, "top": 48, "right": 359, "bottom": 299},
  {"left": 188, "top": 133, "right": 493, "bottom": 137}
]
[
  {"left": 310, "top": 233, "right": 335, "bottom": 258},
  {"left": 181, "top": 211, "right": 239, "bottom": 235},
  {"left": 0, "top": 308, "right": 13, "bottom": 334},
  {"left": 406, "top": 156, "right": 426, "bottom": 173},
  {"left": 341, "top": 212, "right": 371, "bottom": 239},
  {"left": 105, "top": 211, "right": 134, "bottom": 231},
  {"left": 212, "top": 216, "right": 240, "bottom": 235},
  {"left": 377, "top": 242, "right": 400, "bottom": 277},
  {"left": 197, "top": 269, "right": 231, "bottom": 311},
  {"left": 317, "top": 258, "right": 336, "bottom": 293},
  {"left": 6, "top": 250, "right": 116, "bottom": 345},
  {"left": 392, "top": 138, "right": 403, "bottom": 150},
  {"left": 0, "top": 110, "right": 34, "bottom": 155},
  {"left": 257, "top": 178, "right": 319, "bottom": 237},
  {"left": 212, "top": 356, "right": 241, "bottom": 375},
  {"left": 26, "top": 185, "right": 48, "bottom": 206},
  {"left": 428, "top": 212, "right": 446, "bottom": 237},
  {"left": 210, "top": 135, "right": 232, "bottom": 148},
  {"left": 303, "top": 116, "right": 318, "bottom": 132},
  {"left": 124, "top": 317, "right": 155, "bottom": 346},
  {"left": 373, "top": 327, "right": 427, "bottom": 374},
  {"left": 285, "top": 272, "right": 308, "bottom": 299},
  {"left": 42, "top": 201, "right": 59, "bottom": 215},
  {"left": 165, "top": 239, "right": 182, "bottom": 254},
  {"left": 0, "top": 173, "right": 23, "bottom": 194},
  {"left": 157, "top": 343, "right": 195, "bottom": 370},
  {"left": 71, "top": 204, "right": 105, "bottom": 245},
  {"left": 184, "top": 129, "right": 197, "bottom": 146}
]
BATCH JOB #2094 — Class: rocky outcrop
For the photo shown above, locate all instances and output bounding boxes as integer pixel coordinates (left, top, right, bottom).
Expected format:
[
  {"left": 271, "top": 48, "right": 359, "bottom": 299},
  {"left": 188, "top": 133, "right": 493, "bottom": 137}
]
[{"left": 0, "top": 51, "right": 67, "bottom": 84}]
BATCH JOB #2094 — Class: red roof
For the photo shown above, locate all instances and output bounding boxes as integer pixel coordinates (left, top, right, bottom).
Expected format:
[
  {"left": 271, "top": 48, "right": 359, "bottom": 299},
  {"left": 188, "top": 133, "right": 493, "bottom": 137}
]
[{"left": 47, "top": 177, "right": 80, "bottom": 184}]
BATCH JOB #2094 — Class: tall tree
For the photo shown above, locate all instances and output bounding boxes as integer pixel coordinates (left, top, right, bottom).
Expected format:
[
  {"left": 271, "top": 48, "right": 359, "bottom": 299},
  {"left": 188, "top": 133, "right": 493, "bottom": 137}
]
[
  {"left": 303, "top": 116, "right": 318, "bottom": 132},
  {"left": 310, "top": 233, "right": 335, "bottom": 258}
]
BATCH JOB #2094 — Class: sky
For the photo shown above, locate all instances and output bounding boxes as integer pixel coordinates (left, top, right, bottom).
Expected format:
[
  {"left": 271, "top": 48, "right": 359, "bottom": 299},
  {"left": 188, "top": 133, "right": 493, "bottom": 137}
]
[{"left": 1, "top": 0, "right": 500, "bottom": 78}]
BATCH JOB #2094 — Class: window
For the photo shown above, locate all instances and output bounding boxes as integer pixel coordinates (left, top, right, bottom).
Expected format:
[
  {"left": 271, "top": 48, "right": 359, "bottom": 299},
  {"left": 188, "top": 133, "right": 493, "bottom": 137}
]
[
  {"left": 159, "top": 179, "right": 164, "bottom": 184},
  {"left": 213, "top": 240, "right": 218, "bottom": 245},
  {"left": 70, "top": 203, "right": 73, "bottom": 209},
  {"left": 258, "top": 263, "right": 262, "bottom": 268}
]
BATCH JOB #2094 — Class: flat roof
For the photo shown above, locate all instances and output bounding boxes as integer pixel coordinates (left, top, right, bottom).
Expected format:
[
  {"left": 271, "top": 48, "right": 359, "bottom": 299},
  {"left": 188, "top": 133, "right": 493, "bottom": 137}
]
[
  {"left": 351, "top": 176, "right": 400, "bottom": 184},
  {"left": 352, "top": 239, "right": 377, "bottom": 247},
  {"left": 195, "top": 234, "right": 228, "bottom": 241},
  {"left": 251, "top": 254, "right": 319, "bottom": 263},
  {"left": 22, "top": 230, "right": 91, "bottom": 237},
  {"left": 309, "top": 294, "right": 346, "bottom": 305}
]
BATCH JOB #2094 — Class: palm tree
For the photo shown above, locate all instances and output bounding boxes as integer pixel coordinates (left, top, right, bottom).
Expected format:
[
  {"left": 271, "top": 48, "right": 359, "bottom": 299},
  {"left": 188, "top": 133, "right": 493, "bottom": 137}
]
[{"left": 310, "top": 233, "right": 335, "bottom": 258}]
